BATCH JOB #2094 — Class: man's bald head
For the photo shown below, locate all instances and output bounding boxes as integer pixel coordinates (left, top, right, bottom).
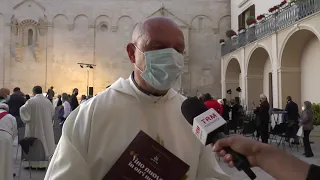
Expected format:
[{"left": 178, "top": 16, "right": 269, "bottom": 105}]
[
  {"left": 132, "top": 17, "right": 183, "bottom": 44},
  {"left": 0, "top": 88, "right": 10, "bottom": 99},
  {"left": 126, "top": 17, "right": 185, "bottom": 95}
]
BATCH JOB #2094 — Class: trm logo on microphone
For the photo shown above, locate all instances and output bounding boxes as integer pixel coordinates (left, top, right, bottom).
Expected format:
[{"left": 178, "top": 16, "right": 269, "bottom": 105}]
[{"left": 192, "top": 108, "right": 226, "bottom": 145}]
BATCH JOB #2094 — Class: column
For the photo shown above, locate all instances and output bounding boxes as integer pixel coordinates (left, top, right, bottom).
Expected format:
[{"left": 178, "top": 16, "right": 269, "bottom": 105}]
[
  {"left": 45, "top": 24, "right": 54, "bottom": 91},
  {"left": 271, "top": 33, "right": 279, "bottom": 108},
  {"left": 0, "top": 15, "right": 4, "bottom": 88},
  {"left": 3, "top": 20, "right": 12, "bottom": 88},
  {"left": 221, "top": 57, "right": 226, "bottom": 98}
]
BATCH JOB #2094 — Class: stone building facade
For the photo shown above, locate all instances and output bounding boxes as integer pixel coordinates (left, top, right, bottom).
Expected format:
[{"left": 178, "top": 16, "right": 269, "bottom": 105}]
[{"left": 0, "top": 0, "right": 230, "bottom": 96}]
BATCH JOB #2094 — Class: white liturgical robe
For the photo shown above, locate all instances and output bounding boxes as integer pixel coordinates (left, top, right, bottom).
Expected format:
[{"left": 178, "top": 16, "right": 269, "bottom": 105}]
[
  {"left": 20, "top": 94, "right": 55, "bottom": 167},
  {"left": 0, "top": 102, "right": 17, "bottom": 180},
  {"left": 45, "top": 75, "right": 229, "bottom": 180}
]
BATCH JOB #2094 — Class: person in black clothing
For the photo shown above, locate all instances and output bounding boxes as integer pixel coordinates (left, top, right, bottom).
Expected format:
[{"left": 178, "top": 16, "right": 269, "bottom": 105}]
[
  {"left": 254, "top": 94, "right": 270, "bottom": 144},
  {"left": 285, "top": 96, "right": 300, "bottom": 144},
  {"left": 46, "top": 86, "right": 55, "bottom": 103},
  {"left": 231, "top": 97, "right": 243, "bottom": 133},
  {"left": 7, "top": 87, "right": 26, "bottom": 128},
  {"left": 25, "top": 94, "right": 30, "bottom": 100},
  {"left": 222, "top": 98, "right": 230, "bottom": 135},
  {"left": 57, "top": 94, "right": 63, "bottom": 107},
  {"left": 69, "top": 88, "right": 79, "bottom": 111}
]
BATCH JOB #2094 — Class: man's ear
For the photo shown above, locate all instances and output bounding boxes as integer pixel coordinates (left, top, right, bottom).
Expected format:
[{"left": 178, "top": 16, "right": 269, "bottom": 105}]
[{"left": 126, "top": 43, "right": 136, "bottom": 64}]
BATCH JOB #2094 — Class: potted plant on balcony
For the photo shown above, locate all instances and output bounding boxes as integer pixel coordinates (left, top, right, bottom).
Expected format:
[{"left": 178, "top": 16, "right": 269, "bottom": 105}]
[
  {"left": 246, "top": 16, "right": 257, "bottom": 28},
  {"left": 257, "top": 14, "right": 265, "bottom": 22},
  {"left": 290, "top": 0, "right": 296, "bottom": 5},
  {"left": 268, "top": 5, "right": 279, "bottom": 14},
  {"left": 226, "top": 30, "right": 237, "bottom": 39},
  {"left": 219, "top": 39, "right": 225, "bottom": 45},
  {"left": 238, "top": 27, "right": 246, "bottom": 34},
  {"left": 280, "top": 0, "right": 288, "bottom": 7}
]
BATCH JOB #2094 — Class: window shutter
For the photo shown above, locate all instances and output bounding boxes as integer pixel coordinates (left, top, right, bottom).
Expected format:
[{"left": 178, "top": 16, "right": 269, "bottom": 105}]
[
  {"left": 238, "top": 14, "right": 244, "bottom": 30},
  {"left": 250, "top": 4, "right": 256, "bottom": 17}
]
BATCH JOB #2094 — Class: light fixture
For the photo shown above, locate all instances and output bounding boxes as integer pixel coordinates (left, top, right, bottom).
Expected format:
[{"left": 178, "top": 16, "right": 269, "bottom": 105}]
[{"left": 236, "top": 87, "right": 241, "bottom": 92}]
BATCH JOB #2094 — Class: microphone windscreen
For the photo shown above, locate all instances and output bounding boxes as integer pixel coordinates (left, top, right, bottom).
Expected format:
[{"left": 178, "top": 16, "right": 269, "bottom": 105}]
[{"left": 181, "top": 97, "right": 208, "bottom": 125}]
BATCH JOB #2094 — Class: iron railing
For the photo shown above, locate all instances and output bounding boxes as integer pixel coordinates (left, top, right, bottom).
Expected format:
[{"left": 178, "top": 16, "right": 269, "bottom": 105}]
[{"left": 221, "top": 0, "right": 320, "bottom": 56}]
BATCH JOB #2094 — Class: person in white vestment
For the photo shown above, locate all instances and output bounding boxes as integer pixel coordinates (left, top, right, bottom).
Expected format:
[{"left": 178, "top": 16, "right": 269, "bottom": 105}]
[
  {"left": 45, "top": 17, "right": 229, "bottom": 180},
  {"left": 0, "top": 88, "right": 17, "bottom": 180},
  {"left": 20, "top": 86, "right": 55, "bottom": 168}
]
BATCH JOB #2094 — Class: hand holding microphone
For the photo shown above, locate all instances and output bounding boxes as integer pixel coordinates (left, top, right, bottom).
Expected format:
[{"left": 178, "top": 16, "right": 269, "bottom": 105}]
[
  {"left": 213, "top": 135, "right": 262, "bottom": 168},
  {"left": 181, "top": 97, "right": 256, "bottom": 180}
]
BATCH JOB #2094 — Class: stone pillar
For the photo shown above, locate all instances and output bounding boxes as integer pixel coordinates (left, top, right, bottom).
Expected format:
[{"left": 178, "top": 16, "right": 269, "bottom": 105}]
[
  {"left": 88, "top": 25, "right": 95, "bottom": 91},
  {"left": 221, "top": 57, "right": 226, "bottom": 99},
  {"left": 45, "top": 24, "right": 53, "bottom": 91},
  {"left": 0, "top": 15, "right": 4, "bottom": 88},
  {"left": 271, "top": 33, "right": 279, "bottom": 108},
  {"left": 272, "top": 68, "right": 279, "bottom": 108},
  {"left": 3, "top": 21, "right": 12, "bottom": 89}
]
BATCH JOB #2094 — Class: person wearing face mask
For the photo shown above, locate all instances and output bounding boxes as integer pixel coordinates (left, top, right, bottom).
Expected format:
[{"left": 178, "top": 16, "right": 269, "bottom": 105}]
[
  {"left": 44, "top": 17, "right": 229, "bottom": 180},
  {"left": 299, "top": 101, "right": 314, "bottom": 157},
  {"left": 0, "top": 88, "right": 17, "bottom": 180}
]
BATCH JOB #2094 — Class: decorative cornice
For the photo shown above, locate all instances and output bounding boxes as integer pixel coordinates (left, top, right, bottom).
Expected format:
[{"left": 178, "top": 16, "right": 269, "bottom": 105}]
[
  {"left": 246, "top": 75, "right": 263, "bottom": 80},
  {"left": 277, "top": 67, "right": 300, "bottom": 73},
  {"left": 225, "top": 80, "right": 239, "bottom": 84},
  {"left": 13, "top": 0, "right": 45, "bottom": 11},
  {"left": 238, "top": 0, "right": 251, "bottom": 8},
  {"left": 147, "top": 5, "right": 190, "bottom": 28}
]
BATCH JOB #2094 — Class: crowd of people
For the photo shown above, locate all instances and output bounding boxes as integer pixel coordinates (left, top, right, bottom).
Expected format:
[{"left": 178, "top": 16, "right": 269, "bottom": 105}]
[
  {"left": 0, "top": 85, "right": 92, "bottom": 180},
  {"left": 0, "top": 16, "right": 318, "bottom": 180},
  {"left": 197, "top": 93, "right": 315, "bottom": 158}
]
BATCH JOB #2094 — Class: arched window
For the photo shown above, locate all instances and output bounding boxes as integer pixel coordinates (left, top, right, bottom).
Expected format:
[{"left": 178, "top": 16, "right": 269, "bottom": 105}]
[{"left": 28, "top": 29, "right": 33, "bottom": 45}]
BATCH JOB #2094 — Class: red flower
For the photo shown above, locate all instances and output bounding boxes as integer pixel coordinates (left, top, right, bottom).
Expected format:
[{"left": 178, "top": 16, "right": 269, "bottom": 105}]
[
  {"left": 269, "top": 5, "right": 279, "bottom": 13},
  {"left": 268, "top": 7, "right": 274, "bottom": 13},
  {"left": 247, "top": 19, "right": 257, "bottom": 25},
  {"left": 257, "top": 14, "right": 265, "bottom": 20},
  {"left": 280, "top": 0, "right": 287, "bottom": 6}
]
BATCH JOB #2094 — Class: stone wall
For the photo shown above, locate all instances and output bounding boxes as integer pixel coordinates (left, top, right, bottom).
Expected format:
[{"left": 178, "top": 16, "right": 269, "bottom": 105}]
[{"left": 0, "top": 0, "right": 230, "bottom": 97}]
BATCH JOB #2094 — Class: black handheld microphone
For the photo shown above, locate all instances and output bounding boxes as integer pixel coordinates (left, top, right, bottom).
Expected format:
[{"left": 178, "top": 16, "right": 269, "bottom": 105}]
[{"left": 181, "top": 97, "right": 256, "bottom": 180}]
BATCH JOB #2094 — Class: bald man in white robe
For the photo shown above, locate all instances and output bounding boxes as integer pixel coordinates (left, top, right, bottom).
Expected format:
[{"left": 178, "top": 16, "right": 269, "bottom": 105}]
[{"left": 45, "top": 17, "right": 229, "bottom": 180}]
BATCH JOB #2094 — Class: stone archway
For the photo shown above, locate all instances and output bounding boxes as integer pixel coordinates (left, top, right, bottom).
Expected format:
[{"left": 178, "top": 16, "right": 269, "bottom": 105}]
[
  {"left": 280, "top": 29, "right": 320, "bottom": 108},
  {"left": 247, "top": 47, "right": 272, "bottom": 109},
  {"left": 225, "top": 58, "right": 241, "bottom": 101}
]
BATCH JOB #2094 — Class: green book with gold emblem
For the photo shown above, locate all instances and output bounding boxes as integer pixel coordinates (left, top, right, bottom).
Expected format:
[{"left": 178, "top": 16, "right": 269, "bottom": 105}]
[{"left": 103, "top": 130, "right": 190, "bottom": 180}]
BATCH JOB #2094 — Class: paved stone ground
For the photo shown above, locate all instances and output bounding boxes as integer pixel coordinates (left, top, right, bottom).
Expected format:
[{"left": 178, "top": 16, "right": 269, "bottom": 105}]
[{"left": 13, "top": 128, "right": 320, "bottom": 180}]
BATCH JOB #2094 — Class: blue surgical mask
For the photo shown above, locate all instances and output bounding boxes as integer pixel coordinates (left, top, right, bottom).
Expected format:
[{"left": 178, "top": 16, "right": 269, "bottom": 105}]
[{"left": 134, "top": 47, "right": 184, "bottom": 90}]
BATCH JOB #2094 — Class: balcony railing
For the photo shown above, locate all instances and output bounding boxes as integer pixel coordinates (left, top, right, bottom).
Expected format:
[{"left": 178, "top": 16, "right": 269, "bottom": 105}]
[{"left": 221, "top": 0, "right": 320, "bottom": 56}]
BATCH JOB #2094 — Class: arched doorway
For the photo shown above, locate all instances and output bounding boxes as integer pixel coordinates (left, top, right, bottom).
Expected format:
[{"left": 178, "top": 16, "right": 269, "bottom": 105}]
[
  {"left": 280, "top": 29, "right": 320, "bottom": 108},
  {"left": 225, "top": 58, "right": 241, "bottom": 101},
  {"left": 247, "top": 47, "right": 272, "bottom": 109}
]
